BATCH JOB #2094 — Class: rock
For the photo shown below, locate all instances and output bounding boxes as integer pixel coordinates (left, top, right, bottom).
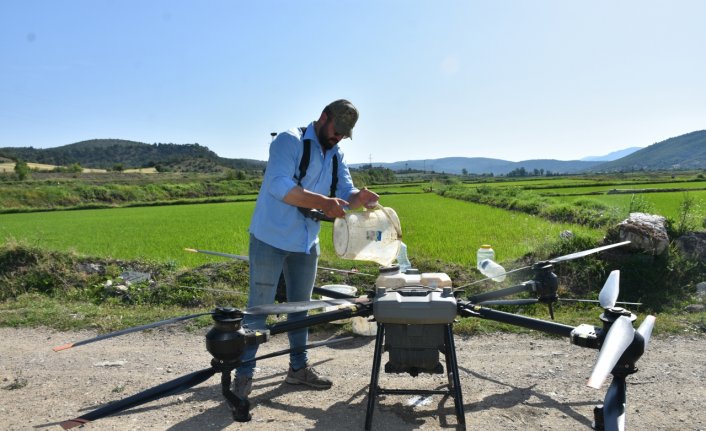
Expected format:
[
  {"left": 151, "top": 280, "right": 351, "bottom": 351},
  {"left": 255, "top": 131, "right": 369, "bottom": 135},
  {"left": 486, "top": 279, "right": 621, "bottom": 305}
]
[
  {"left": 76, "top": 263, "right": 105, "bottom": 274},
  {"left": 684, "top": 304, "right": 705, "bottom": 313},
  {"left": 560, "top": 230, "right": 574, "bottom": 240},
  {"left": 93, "top": 360, "right": 127, "bottom": 367},
  {"left": 696, "top": 282, "right": 706, "bottom": 298},
  {"left": 120, "top": 271, "right": 152, "bottom": 284},
  {"left": 618, "top": 212, "right": 669, "bottom": 255},
  {"left": 674, "top": 232, "right": 706, "bottom": 261},
  {"left": 103, "top": 281, "right": 128, "bottom": 295}
]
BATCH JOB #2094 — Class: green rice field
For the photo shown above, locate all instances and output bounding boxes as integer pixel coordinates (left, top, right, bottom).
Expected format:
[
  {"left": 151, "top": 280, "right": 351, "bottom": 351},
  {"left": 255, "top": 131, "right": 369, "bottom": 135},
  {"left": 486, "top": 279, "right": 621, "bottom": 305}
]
[{"left": 0, "top": 194, "right": 601, "bottom": 269}]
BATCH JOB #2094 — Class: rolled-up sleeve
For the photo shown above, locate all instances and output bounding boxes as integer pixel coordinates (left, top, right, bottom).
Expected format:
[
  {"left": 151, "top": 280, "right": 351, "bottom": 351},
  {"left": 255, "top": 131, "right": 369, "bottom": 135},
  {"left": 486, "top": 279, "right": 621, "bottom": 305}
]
[{"left": 266, "top": 134, "right": 300, "bottom": 201}]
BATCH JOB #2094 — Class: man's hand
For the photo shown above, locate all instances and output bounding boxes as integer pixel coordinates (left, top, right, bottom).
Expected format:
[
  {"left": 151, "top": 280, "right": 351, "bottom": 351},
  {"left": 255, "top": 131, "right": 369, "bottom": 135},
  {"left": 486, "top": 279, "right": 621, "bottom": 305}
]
[
  {"left": 321, "top": 197, "right": 349, "bottom": 218},
  {"left": 351, "top": 187, "right": 379, "bottom": 209}
]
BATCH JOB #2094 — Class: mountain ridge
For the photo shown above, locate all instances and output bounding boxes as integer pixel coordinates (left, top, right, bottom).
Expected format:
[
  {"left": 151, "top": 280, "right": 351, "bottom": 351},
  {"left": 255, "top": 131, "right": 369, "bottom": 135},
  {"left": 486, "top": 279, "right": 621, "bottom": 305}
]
[{"left": 0, "top": 130, "right": 703, "bottom": 175}]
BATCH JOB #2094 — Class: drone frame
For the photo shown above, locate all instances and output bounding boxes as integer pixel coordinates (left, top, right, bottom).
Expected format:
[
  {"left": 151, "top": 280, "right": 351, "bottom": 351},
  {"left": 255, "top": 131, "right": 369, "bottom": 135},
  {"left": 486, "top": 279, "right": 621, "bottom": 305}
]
[{"left": 55, "top": 241, "right": 654, "bottom": 431}]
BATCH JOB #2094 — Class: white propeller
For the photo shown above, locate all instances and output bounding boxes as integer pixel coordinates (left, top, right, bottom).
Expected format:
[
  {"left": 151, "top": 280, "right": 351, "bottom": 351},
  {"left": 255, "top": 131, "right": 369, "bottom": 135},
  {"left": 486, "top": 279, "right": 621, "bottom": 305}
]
[
  {"left": 587, "top": 316, "right": 634, "bottom": 389},
  {"left": 598, "top": 270, "right": 620, "bottom": 309},
  {"left": 636, "top": 315, "right": 656, "bottom": 349}
]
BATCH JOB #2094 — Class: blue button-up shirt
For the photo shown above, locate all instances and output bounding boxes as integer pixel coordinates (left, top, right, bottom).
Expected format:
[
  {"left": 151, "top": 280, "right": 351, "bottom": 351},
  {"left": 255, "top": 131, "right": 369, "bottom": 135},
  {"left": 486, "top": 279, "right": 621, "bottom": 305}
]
[{"left": 249, "top": 121, "right": 358, "bottom": 253}]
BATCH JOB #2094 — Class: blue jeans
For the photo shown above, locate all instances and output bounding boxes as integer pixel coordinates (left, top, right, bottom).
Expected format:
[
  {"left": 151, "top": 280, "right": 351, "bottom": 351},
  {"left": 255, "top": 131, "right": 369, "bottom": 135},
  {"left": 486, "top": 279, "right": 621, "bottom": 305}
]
[{"left": 236, "top": 234, "right": 319, "bottom": 377}]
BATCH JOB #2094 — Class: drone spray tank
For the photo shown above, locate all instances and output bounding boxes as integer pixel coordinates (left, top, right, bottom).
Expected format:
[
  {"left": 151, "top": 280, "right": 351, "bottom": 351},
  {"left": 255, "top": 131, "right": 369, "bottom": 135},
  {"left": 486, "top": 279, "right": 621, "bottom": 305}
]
[{"left": 373, "top": 266, "right": 456, "bottom": 375}]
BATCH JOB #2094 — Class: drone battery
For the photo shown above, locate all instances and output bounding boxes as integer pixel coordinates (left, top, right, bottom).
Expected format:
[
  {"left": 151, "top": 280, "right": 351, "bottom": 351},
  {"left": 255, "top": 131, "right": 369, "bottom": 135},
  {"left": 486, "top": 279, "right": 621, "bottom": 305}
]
[
  {"left": 373, "top": 287, "right": 457, "bottom": 324},
  {"left": 384, "top": 323, "right": 445, "bottom": 375}
]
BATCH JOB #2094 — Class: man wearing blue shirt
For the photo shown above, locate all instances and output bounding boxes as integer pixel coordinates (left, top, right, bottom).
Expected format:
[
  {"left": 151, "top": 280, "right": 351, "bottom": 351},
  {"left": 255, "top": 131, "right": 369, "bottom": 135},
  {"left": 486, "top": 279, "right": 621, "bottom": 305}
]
[{"left": 235, "top": 99, "right": 379, "bottom": 398}]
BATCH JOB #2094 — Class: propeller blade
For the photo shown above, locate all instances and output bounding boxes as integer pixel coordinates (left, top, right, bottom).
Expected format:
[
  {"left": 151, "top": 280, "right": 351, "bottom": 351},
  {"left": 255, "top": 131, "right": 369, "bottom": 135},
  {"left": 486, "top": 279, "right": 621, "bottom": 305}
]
[
  {"left": 599, "top": 270, "right": 621, "bottom": 309},
  {"left": 186, "top": 248, "right": 374, "bottom": 277},
  {"left": 52, "top": 312, "right": 213, "bottom": 352},
  {"left": 244, "top": 299, "right": 354, "bottom": 315},
  {"left": 457, "top": 266, "right": 531, "bottom": 289},
  {"left": 477, "top": 299, "right": 539, "bottom": 306},
  {"left": 184, "top": 247, "right": 249, "bottom": 262},
  {"left": 60, "top": 367, "right": 216, "bottom": 429},
  {"left": 557, "top": 298, "right": 643, "bottom": 306},
  {"left": 549, "top": 241, "right": 631, "bottom": 264},
  {"left": 467, "top": 282, "right": 534, "bottom": 303},
  {"left": 636, "top": 315, "right": 656, "bottom": 350},
  {"left": 246, "top": 336, "right": 354, "bottom": 363},
  {"left": 314, "top": 286, "right": 358, "bottom": 299},
  {"left": 602, "top": 376, "right": 627, "bottom": 431},
  {"left": 587, "top": 316, "right": 634, "bottom": 389}
]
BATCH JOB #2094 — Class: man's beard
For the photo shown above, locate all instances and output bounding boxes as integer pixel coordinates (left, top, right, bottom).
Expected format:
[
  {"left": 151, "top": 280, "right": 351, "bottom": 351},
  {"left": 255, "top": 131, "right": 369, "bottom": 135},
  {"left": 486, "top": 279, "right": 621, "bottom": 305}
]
[{"left": 316, "top": 127, "right": 337, "bottom": 151}]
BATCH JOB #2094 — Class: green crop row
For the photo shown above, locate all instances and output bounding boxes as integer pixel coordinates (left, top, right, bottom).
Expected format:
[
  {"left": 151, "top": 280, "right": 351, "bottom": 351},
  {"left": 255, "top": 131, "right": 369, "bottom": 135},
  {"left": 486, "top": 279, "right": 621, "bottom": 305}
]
[{"left": 0, "top": 194, "right": 602, "bottom": 270}]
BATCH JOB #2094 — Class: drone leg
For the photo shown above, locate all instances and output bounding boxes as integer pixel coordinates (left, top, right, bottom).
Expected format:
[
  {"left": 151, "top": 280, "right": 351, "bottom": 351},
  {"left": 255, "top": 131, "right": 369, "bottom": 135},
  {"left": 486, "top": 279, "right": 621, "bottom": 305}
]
[
  {"left": 443, "top": 324, "right": 466, "bottom": 429},
  {"left": 217, "top": 365, "right": 251, "bottom": 422},
  {"left": 365, "top": 323, "right": 385, "bottom": 431}
]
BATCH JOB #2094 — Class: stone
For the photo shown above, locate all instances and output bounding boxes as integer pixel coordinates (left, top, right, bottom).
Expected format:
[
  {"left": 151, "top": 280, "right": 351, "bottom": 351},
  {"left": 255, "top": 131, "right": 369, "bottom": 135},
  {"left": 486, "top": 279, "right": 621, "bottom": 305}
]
[
  {"left": 120, "top": 271, "right": 152, "bottom": 284},
  {"left": 618, "top": 212, "right": 669, "bottom": 255},
  {"left": 674, "top": 232, "right": 706, "bottom": 262},
  {"left": 684, "top": 304, "right": 705, "bottom": 313},
  {"left": 696, "top": 282, "right": 706, "bottom": 297},
  {"left": 76, "top": 263, "right": 105, "bottom": 274}
]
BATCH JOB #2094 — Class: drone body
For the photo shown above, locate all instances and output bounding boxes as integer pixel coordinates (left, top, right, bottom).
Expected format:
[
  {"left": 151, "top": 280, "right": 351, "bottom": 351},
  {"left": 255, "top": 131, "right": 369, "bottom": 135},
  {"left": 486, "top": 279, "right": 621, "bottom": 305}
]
[{"left": 55, "top": 241, "right": 654, "bottom": 431}]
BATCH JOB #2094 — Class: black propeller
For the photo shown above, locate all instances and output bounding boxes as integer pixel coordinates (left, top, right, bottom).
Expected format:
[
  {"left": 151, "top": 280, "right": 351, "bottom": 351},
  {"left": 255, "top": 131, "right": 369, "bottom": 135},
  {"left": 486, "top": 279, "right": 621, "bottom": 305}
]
[
  {"left": 457, "top": 240, "right": 632, "bottom": 291},
  {"left": 477, "top": 298, "right": 539, "bottom": 306},
  {"left": 53, "top": 299, "right": 356, "bottom": 352},
  {"left": 185, "top": 247, "right": 375, "bottom": 277},
  {"left": 547, "top": 241, "right": 631, "bottom": 265},
  {"left": 59, "top": 336, "right": 353, "bottom": 429},
  {"left": 59, "top": 367, "right": 217, "bottom": 429}
]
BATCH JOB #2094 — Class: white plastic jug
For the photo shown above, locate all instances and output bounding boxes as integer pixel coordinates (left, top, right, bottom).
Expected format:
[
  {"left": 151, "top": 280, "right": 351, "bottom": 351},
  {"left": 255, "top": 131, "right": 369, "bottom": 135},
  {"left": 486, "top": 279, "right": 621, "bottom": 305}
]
[{"left": 333, "top": 206, "right": 402, "bottom": 266}]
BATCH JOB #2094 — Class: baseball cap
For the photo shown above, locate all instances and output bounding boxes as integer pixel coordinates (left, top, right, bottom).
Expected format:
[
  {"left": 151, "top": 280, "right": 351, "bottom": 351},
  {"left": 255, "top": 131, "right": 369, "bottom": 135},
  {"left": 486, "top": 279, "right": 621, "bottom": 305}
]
[{"left": 325, "top": 99, "right": 359, "bottom": 139}]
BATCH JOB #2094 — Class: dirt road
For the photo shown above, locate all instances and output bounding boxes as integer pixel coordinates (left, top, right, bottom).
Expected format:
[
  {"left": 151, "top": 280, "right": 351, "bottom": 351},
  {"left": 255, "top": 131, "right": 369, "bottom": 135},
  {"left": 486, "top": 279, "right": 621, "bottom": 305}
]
[{"left": 0, "top": 327, "right": 703, "bottom": 430}]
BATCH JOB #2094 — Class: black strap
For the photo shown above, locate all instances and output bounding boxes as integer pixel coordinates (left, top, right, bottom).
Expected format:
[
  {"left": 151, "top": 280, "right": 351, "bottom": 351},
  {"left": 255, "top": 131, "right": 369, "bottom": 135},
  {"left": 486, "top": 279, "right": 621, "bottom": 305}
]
[
  {"left": 295, "top": 127, "right": 338, "bottom": 222},
  {"left": 330, "top": 153, "right": 338, "bottom": 198},
  {"left": 296, "top": 127, "right": 310, "bottom": 186}
]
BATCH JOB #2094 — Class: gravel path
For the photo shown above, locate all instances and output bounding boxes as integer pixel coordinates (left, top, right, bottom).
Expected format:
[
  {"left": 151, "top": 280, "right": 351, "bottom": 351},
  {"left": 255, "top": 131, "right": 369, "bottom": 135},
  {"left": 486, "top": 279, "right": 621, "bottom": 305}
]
[{"left": 0, "top": 327, "right": 704, "bottom": 431}]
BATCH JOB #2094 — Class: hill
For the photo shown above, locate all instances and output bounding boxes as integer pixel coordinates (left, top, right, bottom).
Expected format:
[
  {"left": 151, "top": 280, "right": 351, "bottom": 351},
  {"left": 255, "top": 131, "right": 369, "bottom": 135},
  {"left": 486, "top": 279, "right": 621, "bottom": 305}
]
[
  {"left": 0, "top": 139, "right": 266, "bottom": 173},
  {"left": 581, "top": 146, "right": 643, "bottom": 161},
  {"left": 351, "top": 157, "right": 602, "bottom": 175},
  {"left": 354, "top": 130, "right": 704, "bottom": 175},
  {"left": 592, "top": 130, "right": 706, "bottom": 172},
  {"left": 2, "top": 130, "right": 702, "bottom": 176}
]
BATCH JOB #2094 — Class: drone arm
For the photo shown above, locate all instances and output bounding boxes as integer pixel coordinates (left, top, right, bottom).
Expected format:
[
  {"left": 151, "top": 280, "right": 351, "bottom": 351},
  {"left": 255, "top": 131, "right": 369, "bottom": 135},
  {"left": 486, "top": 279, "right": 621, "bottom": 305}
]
[
  {"left": 458, "top": 302, "right": 575, "bottom": 338},
  {"left": 268, "top": 303, "right": 372, "bottom": 336},
  {"left": 466, "top": 281, "right": 535, "bottom": 304}
]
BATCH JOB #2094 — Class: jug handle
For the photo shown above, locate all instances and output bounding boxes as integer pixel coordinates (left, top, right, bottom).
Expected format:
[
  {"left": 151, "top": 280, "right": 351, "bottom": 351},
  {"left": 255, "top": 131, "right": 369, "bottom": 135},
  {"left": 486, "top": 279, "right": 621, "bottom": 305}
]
[{"left": 379, "top": 206, "right": 403, "bottom": 238}]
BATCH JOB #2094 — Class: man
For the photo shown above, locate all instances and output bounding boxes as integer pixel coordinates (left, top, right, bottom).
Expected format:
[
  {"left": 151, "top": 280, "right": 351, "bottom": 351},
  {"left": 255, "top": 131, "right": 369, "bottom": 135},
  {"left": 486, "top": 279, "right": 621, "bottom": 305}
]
[{"left": 234, "top": 99, "right": 379, "bottom": 397}]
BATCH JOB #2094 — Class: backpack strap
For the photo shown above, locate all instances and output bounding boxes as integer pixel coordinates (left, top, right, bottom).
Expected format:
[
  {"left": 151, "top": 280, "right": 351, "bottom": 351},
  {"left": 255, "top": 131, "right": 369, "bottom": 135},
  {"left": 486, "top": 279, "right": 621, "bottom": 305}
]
[
  {"left": 330, "top": 153, "right": 338, "bottom": 198},
  {"left": 296, "top": 127, "right": 310, "bottom": 186},
  {"left": 295, "top": 126, "right": 337, "bottom": 222}
]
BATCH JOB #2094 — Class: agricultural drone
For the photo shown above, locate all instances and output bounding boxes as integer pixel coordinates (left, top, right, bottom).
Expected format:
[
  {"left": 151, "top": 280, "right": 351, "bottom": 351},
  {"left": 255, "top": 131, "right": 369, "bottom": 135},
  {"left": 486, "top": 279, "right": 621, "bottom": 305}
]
[{"left": 53, "top": 240, "right": 654, "bottom": 431}]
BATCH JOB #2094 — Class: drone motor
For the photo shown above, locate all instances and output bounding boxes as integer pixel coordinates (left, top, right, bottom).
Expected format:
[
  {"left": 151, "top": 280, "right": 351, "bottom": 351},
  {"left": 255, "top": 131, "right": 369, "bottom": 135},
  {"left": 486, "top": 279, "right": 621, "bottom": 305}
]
[{"left": 205, "top": 306, "right": 269, "bottom": 363}]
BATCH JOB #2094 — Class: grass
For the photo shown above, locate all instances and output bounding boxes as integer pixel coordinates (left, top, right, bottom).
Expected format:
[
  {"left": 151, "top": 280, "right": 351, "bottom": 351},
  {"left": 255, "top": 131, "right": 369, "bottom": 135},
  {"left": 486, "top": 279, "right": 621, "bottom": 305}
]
[
  {"left": 1, "top": 173, "right": 703, "bottom": 339},
  {"left": 1, "top": 291, "right": 701, "bottom": 338},
  {"left": 0, "top": 193, "right": 603, "bottom": 269}
]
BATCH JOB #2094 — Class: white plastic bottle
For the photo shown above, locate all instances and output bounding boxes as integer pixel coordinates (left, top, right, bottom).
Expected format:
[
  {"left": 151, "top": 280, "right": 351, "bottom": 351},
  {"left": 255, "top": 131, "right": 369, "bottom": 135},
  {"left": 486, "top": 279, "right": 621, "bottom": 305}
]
[
  {"left": 476, "top": 244, "right": 495, "bottom": 270},
  {"left": 479, "top": 259, "right": 506, "bottom": 282},
  {"left": 397, "top": 242, "right": 412, "bottom": 273}
]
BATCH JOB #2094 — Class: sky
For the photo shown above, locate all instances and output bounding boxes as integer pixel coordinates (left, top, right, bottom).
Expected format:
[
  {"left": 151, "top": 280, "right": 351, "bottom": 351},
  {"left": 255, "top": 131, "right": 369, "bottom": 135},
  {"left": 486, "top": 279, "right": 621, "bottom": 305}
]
[{"left": 1, "top": 1, "right": 705, "bottom": 164}]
